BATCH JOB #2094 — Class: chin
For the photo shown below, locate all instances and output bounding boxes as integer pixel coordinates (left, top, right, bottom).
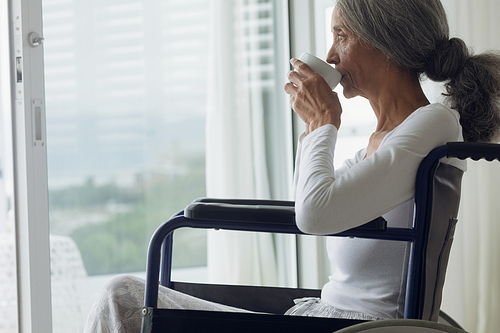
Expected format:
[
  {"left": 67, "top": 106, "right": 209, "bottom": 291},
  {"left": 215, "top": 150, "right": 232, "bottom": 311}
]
[
  {"left": 342, "top": 88, "right": 357, "bottom": 99},
  {"left": 340, "top": 83, "right": 361, "bottom": 99}
]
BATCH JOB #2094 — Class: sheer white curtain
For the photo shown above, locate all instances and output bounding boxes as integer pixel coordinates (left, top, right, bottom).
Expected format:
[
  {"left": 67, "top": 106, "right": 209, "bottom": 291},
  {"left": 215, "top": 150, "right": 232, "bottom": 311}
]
[
  {"left": 205, "top": 0, "right": 280, "bottom": 286},
  {"left": 439, "top": 1, "right": 500, "bottom": 332}
]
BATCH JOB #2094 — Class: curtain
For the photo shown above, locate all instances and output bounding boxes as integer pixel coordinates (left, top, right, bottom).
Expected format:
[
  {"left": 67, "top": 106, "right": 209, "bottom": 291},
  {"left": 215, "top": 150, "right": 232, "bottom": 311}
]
[
  {"left": 458, "top": 162, "right": 500, "bottom": 333},
  {"left": 205, "top": 0, "right": 280, "bottom": 286},
  {"left": 440, "top": 1, "right": 500, "bottom": 332}
]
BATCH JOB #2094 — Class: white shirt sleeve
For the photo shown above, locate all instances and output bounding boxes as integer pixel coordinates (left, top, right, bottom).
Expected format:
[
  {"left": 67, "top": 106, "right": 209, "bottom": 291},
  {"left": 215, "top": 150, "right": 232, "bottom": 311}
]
[{"left": 293, "top": 104, "right": 464, "bottom": 235}]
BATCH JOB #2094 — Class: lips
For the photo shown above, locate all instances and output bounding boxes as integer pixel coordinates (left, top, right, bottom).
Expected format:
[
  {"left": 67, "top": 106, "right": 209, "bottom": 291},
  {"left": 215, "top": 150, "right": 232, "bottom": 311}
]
[
  {"left": 335, "top": 69, "right": 345, "bottom": 79},
  {"left": 334, "top": 68, "right": 347, "bottom": 82}
]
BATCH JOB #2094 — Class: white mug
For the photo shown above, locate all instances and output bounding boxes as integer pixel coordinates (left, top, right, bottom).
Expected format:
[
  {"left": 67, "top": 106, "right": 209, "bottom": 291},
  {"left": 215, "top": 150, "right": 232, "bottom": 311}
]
[{"left": 297, "top": 52, "right": 341, "bottom": 90}]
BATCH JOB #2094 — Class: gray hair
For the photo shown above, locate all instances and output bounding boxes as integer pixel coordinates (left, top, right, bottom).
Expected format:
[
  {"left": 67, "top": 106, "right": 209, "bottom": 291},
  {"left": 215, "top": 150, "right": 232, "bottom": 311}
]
[{"left": 336, "top": 0, "right": 500, "bottom": 142}]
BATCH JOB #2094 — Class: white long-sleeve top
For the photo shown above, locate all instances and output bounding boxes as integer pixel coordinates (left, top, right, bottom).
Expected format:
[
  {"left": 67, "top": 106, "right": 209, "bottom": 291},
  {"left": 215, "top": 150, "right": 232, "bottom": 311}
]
[{"left": 293, "top": 103, "right": 466, "bottom": 319}]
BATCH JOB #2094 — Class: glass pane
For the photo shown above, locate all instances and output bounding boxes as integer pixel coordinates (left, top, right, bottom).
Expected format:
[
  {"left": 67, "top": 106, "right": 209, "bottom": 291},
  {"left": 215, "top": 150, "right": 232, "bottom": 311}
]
[
  {"left": 42, "top": 0, "right": 210, "bottom": 331},
  {"left": 0, "top": 4, "right": 19, "bottom": 331},
  {"left": 43, "top": 0, "right": 292, "bottom": 330}
]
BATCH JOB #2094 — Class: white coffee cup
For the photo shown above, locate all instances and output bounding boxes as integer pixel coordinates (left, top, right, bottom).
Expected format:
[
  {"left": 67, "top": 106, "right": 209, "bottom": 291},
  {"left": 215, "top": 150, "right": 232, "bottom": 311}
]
[{"left": 297, "top": 52, "right": 341, "bottom": 90}]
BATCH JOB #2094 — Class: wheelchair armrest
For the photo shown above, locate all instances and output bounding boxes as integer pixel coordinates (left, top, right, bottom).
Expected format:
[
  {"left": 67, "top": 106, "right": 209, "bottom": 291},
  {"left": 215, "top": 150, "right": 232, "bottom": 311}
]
[
  {"left": 185, "top": 200, "right": 295, "bottom": 224},
  {"left": 185, "top": 198, "right": 387, "bottom": 231},
  {"left": 192, "top": 197, "right": 295, "bottom": 206},
  {"left": 146, "top": 199, "right": 402, "bottom": 308}
]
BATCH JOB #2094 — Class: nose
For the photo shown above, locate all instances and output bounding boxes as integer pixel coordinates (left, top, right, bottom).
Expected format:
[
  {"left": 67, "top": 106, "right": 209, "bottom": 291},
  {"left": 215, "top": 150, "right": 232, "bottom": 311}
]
[{"left": 326, "top": 43, "right": 339, "bottom": 65}]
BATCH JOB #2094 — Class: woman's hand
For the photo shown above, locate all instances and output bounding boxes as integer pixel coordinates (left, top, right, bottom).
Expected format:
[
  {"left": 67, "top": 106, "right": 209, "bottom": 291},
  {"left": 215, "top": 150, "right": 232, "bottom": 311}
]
[{"left": 284, "top": 58, "right": 342, "bottom": 135}]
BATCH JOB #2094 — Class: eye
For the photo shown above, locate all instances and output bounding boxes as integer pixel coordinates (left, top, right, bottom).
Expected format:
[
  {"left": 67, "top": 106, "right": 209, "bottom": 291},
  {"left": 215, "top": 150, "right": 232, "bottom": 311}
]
[{"left": 332, "top": 29, "right": 346, "bottom": 42}]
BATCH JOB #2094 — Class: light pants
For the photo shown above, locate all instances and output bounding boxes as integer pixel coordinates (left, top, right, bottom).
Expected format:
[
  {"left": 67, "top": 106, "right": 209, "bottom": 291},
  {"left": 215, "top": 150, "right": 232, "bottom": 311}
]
[{"left": 83, "top": 274, "right": 379, "bottom": 333}]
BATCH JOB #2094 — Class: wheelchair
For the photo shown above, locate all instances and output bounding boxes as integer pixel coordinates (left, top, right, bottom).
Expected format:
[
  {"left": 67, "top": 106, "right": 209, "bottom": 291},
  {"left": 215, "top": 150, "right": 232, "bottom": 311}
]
[{"left": 141, "top": 142, "right": 500, "bottom": 333}]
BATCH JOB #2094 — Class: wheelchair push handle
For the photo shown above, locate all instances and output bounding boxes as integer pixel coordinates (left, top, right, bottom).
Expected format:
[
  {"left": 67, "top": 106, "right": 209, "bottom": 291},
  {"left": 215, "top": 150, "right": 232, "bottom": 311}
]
[{"left": 447, "top": 142, "right": 500, "bottom": 162}]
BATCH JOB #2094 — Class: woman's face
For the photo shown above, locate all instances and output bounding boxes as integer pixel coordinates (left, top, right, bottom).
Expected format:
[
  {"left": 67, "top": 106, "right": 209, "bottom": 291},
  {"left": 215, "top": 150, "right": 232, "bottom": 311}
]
[{"left": 326, "top": 7, "right": 388, "bottom": 100}]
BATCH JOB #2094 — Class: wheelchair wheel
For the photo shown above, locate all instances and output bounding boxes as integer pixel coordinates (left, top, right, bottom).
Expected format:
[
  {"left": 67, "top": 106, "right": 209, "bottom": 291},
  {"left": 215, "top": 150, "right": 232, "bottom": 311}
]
[{"left": 334, "top": 319, "right": 468, "bottom": 333}]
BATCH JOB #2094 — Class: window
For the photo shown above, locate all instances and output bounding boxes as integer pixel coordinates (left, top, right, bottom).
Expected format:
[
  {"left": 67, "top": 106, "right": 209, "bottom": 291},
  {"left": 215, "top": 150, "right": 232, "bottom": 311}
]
[{"left": 42, "top": 0, "right": 293, "bottom": 330}]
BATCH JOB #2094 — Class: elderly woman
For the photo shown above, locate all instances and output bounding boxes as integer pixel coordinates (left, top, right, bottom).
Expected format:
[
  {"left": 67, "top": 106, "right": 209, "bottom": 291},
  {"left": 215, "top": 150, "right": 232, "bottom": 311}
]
[
  {"left": 283, "top": 0, "right": 500, "bottom": 319},
  {"left": 84, "top": 0, "right": 500, "bottom": 331}
]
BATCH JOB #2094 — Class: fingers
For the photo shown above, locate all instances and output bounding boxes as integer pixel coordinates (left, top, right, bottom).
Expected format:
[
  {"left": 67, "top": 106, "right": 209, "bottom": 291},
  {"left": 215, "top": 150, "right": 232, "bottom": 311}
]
[
  {"left": 286, "top": 70, "right": 304, "bottom": 92},
  {"left": 287, "top": 69, "right": 303, "bottom": 84},
  {"left": 284, "top": 82, "right": 298, "bottom": 111},
  {"left": 290, "top": 58, "right": 315, "bottom": 77},
  {"left": 284, "top": 81, "right": 298, "bottom": 95},
  {"left": 286, "top": 58, "right": 317, "bottom": 87},
  {"left": 284, "top": 57, "right": 342, "bottom": 132}
]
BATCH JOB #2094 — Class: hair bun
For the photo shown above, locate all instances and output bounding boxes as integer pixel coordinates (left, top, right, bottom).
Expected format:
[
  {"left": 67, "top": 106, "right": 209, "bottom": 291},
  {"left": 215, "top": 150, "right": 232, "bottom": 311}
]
[{"left": 425, "top": 38, "right": 469, "bottom": 82}]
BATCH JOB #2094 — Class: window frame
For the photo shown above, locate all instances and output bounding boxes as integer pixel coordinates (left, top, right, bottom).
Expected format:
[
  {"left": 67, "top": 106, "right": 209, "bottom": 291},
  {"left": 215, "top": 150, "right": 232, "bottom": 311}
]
[{"left": 9, "top": 0, "right": 53, "bottom": 331}]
